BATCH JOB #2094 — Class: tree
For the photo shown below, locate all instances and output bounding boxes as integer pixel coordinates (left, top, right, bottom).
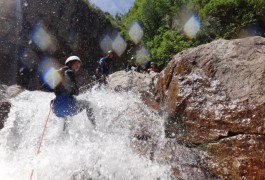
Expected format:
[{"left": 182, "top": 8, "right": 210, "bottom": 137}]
[
  {"left": 147, "top": 27, "right": 194, "bottom": 66},
  {"left": 197, "top": 0, "right": 265, "bottom": 40}
]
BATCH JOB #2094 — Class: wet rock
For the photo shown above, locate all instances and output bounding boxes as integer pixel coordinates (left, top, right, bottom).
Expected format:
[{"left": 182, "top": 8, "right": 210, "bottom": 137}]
[
  {"left": 109, "top": 70, "right": 160, "bottom": 110},
  {"left": 6, "top": 84, "right": 24, "bottom": 97},
  {"left": 0, "top": 84, "right": 11, "bottom": 129},
  {"left": 109, "top": 71, "right": 157, "bottom": 92},
  {"left": 141, "top": 91, "right": 160, "bottom": 111},
  {"left": 156, "top": 36, "right": 265, "bottom": 179},
  {"left": 128, "top": 100, "right": 213, "bottom": 179},
  {"left": 201, "top": 135, "right": 265, "bottom": 179},
  {"left": 0, "top": 101, "right": 11, "bottom": 129}
]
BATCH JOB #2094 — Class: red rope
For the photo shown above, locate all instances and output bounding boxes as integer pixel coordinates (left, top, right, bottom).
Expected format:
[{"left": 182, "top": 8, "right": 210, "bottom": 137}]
[
  {"left": 30, "top": 103, "right": 53, "bottom": 180},
  {"left": 36, "top": 107, "right": 52, "bottom": 154},
  {"left": 29, "top": 169, "right": 34, "bottom": 180}
]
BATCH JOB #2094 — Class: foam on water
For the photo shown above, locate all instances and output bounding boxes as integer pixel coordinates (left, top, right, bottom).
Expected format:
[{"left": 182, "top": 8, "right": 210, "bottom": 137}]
[{"left": 0, "top": 87, "right": 170, "bottom": 180}]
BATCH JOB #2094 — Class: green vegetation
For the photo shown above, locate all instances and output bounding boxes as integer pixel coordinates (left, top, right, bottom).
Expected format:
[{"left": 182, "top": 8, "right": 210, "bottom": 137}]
[
  {"left": 147, "top": 27, "right": 194, "bottom": 66},
  {"left": 113, "top": 0, "right": 265, "bottom": 69},
  {"left": 196, "top": 0, "right": 265, "bottom": 41}
]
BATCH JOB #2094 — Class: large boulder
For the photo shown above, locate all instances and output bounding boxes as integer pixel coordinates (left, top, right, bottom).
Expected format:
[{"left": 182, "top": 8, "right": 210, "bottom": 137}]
[
  {"left": 108, "top": 71, "right": 214, "bottom": 179},
  {"left": 0, "top": 0, "right": 120, "bottom": 89},
  {"left": 108, "top": 70, "right": 160, "bottom": 110},
  {"left": 109, "top": 71, "right": 157, "bottom": 93},
  {"left": 155, "top": 36, "right": 265, "bottom": 179}
]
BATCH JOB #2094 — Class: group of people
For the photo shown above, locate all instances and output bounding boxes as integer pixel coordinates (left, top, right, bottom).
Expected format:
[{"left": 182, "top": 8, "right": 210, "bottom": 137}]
[
  {"left": 50, "top": 50, "right": 159, "bottom": 123},
  {"left": 126, "top": 56, "right": 158, "bottom": 74}
]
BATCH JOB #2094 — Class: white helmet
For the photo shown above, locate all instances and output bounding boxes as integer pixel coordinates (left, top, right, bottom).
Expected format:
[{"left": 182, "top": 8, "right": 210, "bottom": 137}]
[{"left": 65, "top": 55, "right": 81, "bottom": 65}]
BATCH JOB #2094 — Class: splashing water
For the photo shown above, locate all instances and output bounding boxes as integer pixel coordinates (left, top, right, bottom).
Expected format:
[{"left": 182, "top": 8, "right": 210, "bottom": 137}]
[
  {"left": 20, "top": 48, "right": 38, "bottom": 70},
  {"left": 0, "top": 82, "right": 209, "bottom": 179},
  {"left": 0, "top": 87, "right": 171, "bottom": 180}
]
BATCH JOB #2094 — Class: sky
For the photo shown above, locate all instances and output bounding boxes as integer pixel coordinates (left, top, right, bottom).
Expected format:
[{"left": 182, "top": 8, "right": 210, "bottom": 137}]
[{"left": 89, "top": 0, "right": 135, "bottom": 16}]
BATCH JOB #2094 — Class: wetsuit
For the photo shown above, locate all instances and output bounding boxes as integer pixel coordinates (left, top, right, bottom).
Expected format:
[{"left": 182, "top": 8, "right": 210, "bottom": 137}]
[
  {"left": 98, "top": 57, "right": 112, "bottom": 76},
  {"left": 52, "top": 66, "right": 95, "bottom": 126},
  {"left": 53, "top": 66, "right": 79, "bottom": 117},
  {"left": 97, "top": 56, "right": 113, "bottom": 85}
]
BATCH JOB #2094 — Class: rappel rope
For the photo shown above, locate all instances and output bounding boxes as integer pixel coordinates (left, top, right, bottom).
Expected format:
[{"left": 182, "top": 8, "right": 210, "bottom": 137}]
[
  {"left": 79, "top": 77, "right": 109, "bottom": 91},
  {"left": 29, "top": 101, "right": 53, "bottom": 180},
  {"left": 79, "top": 78, "right": 102, "bottom": 91},
  {"left": 79, "top": 81, "right": 98, "bottom": 91}
]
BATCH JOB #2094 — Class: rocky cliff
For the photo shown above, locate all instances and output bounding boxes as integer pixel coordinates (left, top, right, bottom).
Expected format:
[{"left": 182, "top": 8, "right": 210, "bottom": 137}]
[
  {"left": 155, "top": 36, "right": 265, "bottom": 179},
  {"left": 0, "top": 0, "right": 119, "bottom": 89}
]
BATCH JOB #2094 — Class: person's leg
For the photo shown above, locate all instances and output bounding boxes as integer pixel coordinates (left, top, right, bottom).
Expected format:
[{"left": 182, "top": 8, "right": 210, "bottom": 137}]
[
  {"left": 75, "top": 100, "right": 96, "bottom": 126},
  {"left": 63, "top": 116, "right": 70, "bottom": 132}
]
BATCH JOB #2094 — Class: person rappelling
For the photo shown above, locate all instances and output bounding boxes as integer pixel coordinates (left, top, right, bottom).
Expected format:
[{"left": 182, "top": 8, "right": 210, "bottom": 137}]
[{"left": 52, "top": 55, "right": 95, "bottom": 126}]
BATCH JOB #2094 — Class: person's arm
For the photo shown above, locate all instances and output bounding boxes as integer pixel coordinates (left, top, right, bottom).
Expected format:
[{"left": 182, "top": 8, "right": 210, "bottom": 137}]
[
  {"left": 98, "top": 58, "right": 105, "bottom": 74},
  {"left": 65, "top": 70, "right": 79, "bottom": 95}
]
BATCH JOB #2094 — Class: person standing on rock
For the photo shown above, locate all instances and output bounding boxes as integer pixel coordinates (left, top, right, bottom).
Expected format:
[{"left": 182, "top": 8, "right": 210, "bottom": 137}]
[
  {"left": 126, "top": 56, "right": 141, "bottom": 72},
  {"left": 52, "top": 55, "right": 95, "bottom": 126},
  {"left": 147, "top": 62, "right": 158, "bottom": 74},
  {"left": 96, "top": 50, "right": 114, "bottom": 85}
]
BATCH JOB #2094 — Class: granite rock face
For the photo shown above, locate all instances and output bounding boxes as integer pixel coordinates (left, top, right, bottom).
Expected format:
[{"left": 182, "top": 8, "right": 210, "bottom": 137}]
[
  {"left": 155, "top": 36, "right": 265, "bottom": 179},
  {"left": 108, "top": 70, "right": 160, "bottom": 110},
  {"left": 108, "top": 71, "right": 214, "bottom": 179}
]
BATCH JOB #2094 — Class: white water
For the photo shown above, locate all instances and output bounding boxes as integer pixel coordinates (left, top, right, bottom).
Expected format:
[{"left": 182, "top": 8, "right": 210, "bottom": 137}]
[{"left": 0, "top": 87, "right": 171, "bottom": 180}]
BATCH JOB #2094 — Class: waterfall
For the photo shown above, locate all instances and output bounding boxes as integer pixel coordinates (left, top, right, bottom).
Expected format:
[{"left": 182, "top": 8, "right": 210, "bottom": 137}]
[{"left": 0, "top": 86, "right": 208, "bottom": 179}]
